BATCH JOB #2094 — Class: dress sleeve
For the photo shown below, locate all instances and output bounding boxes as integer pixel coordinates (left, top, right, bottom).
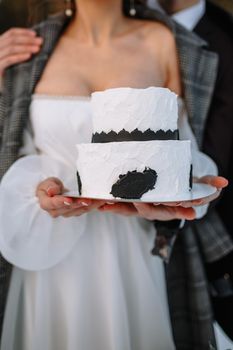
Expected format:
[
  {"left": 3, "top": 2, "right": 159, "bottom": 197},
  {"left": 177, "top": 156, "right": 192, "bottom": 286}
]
[
  {"left": 0, "top": 154, "right": 87, "bottom": 271},
  {"left": 178, "top": 98, "right": 218, "bottom": 219}
]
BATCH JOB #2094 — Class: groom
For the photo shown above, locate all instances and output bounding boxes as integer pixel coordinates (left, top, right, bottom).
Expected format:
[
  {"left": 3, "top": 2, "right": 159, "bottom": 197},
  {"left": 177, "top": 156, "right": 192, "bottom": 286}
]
[{"left": 149, "top": 0, "right": 233, "bottom": 340}]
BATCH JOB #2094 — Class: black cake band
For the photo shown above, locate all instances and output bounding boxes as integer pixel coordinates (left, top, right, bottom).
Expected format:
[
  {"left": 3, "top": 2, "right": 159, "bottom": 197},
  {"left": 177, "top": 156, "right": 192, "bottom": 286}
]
[{"left": 92, "top": 128, "right": 179, "bottom": 143}]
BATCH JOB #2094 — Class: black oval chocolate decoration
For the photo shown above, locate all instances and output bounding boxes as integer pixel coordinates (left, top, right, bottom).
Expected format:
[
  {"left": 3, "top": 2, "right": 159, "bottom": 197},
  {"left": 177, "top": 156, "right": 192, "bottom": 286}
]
[
  {"left": 110, "top": 167, "right": 158, "bottom": 199},
  {"left": 92, "top": 128, "right": 179, "bottom": 143}
]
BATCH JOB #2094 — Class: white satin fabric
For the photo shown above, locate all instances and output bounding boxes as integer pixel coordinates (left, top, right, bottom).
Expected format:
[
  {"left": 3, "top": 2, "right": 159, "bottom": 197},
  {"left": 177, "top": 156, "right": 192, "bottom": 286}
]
[{"left": 0, "top": 96, "right": 177, "bottom": 350}]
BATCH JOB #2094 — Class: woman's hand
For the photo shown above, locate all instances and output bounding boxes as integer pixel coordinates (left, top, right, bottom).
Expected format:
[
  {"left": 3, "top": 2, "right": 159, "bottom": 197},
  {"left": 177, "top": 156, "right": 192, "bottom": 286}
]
[
  {"left": 161, "top": 175, "right": 228, "bottom": 208},
  {"left": 98, "top": 175, "right": 228, "bottom": 221},
  {"left": 98, "top": 202, "right": 196, "bottom": 221},
  {"left": 0, "top": 28, "right": 43, "bottom": 76},
  {"left": 36, "top": 177, "right": 105, "bottom": 218}
]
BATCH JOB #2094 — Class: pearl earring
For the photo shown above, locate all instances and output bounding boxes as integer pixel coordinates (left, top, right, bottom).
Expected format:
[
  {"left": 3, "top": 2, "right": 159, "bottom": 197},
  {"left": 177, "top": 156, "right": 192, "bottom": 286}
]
[
  {"left": 129, "top": 0, "right": 136, "bottom": 16},
  {"left": 65, "top": 0, "right": 73, "bottom": 17}
]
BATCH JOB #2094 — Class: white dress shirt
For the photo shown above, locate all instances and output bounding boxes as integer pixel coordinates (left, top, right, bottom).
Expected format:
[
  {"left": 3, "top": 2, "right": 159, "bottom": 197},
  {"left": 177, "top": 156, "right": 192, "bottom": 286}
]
[{"left": 147, "top": 0, "right": 206, "bottom": 30}]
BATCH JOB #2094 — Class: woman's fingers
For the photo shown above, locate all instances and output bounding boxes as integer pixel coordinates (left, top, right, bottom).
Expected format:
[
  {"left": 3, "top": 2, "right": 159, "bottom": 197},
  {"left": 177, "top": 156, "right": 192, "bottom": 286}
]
[
  {"left": 0, "top": 44, "right": 41, "bottom": 60},
  {"left": 37, "top": 192, "right": 69, "bottom": 211},
  {"left": 98, "top": 202, "right": 138, "bottom": 216},
  {"left": 48, "top": 203, "right": 88, "bottom": 218},
  {"left": 48, "top": 199, "right": 105, "bottom": 218},
  {"left": 1, "top": 33, "right": 42, "bottom": 46},
  {"left": 133, "top": 202, "right": 196, "bottom": 221},
  {"left": 157, "top": 175, "right": 228, "bottom": 209},
  {"left": 195, "top": 175, "right": 228, "bottom": 189},
  {"left": 36, "top": 177, "right": 64, "bottom": 196},
  {"left": 36, "top": 177, "right": 104, "bottom": 217},
  {"left": 1, "top": 28, "right": 37, "bottom": 39},
  {"left": 0, "top": 32, "right": 43, "bottom": 59},
  {"left": 0, "top": 53, "right": 32, "bottom": 73},
  {"left": 62, "top": 200, "right": 104, "bottom": 218},
  {"left": 36, "top": 177, "right": 70, "bottom": 210},
  {"left": 98, "top": 202, "right": 196, "bottom": 221}
]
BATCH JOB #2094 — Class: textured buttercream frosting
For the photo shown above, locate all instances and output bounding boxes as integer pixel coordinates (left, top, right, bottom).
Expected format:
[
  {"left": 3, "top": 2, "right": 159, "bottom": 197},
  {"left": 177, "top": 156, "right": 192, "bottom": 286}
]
[
  {"left": 91, "top": 87, "right": 178, "bottom": 134},
  {"left": 76, "top": 140, "right": 191, "bottom": 200}
]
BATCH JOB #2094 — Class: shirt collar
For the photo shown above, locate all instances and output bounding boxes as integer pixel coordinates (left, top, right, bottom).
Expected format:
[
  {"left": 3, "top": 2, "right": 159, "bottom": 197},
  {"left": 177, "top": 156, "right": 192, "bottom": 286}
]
[
  {"left": 147, "top": 0, "right": 165, "bottom": 13},
  {"left": 172, "top": 0, "right": 206, "bottom": 30},
  {"left": 148, "top": 0, "right": 206, "bottom": 31}
]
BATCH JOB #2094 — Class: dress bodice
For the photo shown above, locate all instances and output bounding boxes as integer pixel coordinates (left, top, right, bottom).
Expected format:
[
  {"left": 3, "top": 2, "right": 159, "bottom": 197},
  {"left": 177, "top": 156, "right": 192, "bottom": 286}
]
[
  {"left": 30, "top": 95, "right": 93, "bottom": 167},
  {"left": 0, "top": 95, "right": 223, "bottom": 350}
]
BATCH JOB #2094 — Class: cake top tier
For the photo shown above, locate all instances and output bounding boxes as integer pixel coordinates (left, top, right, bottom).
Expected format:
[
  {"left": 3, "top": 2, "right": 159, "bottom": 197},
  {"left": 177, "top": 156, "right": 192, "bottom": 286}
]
[{"left": 91, "top": 87, "right": 178, "bottom": 135}]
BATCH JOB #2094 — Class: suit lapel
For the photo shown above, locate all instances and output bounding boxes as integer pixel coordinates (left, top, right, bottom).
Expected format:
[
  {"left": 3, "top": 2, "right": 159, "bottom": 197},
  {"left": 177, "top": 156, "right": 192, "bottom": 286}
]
[
  {"left": 173, "top": 21, "right": 219, "bottom": 148},
  {"left": 28, "top": 14, "right": 70, "bottom": 93},
  {"left": 0, "top": 14, "right": 69, "bottom": 178}
]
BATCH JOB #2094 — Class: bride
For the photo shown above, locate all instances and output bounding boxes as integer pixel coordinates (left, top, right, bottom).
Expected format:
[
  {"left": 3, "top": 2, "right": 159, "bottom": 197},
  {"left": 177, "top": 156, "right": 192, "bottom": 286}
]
[{"left": 0, "top": 0, "right": 227, "bottom": 349}]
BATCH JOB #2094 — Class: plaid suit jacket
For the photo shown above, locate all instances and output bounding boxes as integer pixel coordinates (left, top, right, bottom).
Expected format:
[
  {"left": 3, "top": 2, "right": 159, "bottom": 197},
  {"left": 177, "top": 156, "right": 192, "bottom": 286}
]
[{"left": 0, "top": 7, "right": 232, "bottom": 349}]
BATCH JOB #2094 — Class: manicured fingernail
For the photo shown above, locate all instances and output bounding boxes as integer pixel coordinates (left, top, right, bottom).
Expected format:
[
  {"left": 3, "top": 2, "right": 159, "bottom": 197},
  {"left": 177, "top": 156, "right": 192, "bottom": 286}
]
[
  {"left": 106, "top": 202, "right": 115, "bottom": 205},
  {"left": 64, "top": 201, "right": 71, "bottom": 206},
  {"left": 81, "top": 202, "right": 89, "bottom": 207},
  {"left": 153, "top": 203, "right": 161, "bottom": 206}
]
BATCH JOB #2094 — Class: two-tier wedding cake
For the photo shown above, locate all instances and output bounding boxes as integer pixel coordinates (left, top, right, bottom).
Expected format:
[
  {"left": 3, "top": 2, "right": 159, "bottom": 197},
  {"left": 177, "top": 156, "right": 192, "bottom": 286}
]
[{"left": 76, "top": 87, "right": 192, "bottom": 200}]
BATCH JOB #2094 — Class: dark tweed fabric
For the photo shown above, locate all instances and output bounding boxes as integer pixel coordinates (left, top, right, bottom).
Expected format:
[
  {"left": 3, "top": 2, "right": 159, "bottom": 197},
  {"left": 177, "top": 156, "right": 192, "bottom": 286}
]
[{"left": 0, "top": 7, "right": 232, "bottom": 349}]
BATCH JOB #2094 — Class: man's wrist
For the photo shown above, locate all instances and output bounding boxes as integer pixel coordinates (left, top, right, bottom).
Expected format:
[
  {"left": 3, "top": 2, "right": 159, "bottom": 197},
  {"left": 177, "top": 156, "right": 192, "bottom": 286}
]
[
  {"left": 151, "top": 219, "right": 183, "bottom": 262},
  {"left": 155, "top": 219, "right": 183, "bottom": 231}
]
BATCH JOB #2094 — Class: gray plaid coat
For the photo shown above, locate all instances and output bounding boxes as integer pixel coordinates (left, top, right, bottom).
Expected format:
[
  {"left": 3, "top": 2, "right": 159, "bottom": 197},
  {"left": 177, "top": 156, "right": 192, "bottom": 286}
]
[{"left": 0, "top": 7, "right": 232, "bottom": 350}]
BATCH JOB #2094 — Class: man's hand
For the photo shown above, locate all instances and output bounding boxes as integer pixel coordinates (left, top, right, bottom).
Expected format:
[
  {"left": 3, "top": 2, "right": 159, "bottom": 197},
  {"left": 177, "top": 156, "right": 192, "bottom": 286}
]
[{"left": 0, "top": 28, "right": 43, "bottom": 76}]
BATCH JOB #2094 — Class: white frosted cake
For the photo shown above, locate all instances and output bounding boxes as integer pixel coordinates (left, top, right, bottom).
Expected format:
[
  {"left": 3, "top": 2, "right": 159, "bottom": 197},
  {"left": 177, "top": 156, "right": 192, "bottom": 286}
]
[
  {"left": 92, "top": 87, "right": 178, "bottom": 136},
  {"left": 76, "top": 87, "right": 192, "bottom": 200}
]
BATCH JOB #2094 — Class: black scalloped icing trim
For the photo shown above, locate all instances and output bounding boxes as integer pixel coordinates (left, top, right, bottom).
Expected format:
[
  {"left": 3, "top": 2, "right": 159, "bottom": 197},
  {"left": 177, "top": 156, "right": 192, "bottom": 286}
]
[
  {"left": 92, "top": 128, "right": 179, "bottom": 143},
  {"left": 110, "top": 167, "right": 158, "bottom": 199}
]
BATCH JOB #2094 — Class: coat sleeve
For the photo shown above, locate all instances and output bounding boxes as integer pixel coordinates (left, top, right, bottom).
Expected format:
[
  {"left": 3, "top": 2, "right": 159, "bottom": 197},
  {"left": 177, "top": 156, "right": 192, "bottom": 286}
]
[
  {"left": 152, "top": 99, "right": 218, "bottom": 262},
  {"left": 178, "top": 98, "right": 217, "bottom": 219}
]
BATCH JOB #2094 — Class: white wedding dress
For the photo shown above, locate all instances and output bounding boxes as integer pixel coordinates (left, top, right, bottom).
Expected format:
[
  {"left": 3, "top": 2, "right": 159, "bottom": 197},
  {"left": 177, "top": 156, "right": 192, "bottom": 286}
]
[
  {"left": 0, "top": 96, "right": 177, "bottom": 350},
  {"left": 0, "top": 95, "right": 216, "bottom": 350}
]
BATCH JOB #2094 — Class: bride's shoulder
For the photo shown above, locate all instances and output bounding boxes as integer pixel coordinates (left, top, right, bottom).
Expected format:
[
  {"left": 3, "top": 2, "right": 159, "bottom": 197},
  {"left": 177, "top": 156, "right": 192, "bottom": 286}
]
[
  {"left": 139, "top": 20, "right": 177, "bottom": 57},
  {"left": 142, "top": 20, "right": 175, "bottom": 45}
]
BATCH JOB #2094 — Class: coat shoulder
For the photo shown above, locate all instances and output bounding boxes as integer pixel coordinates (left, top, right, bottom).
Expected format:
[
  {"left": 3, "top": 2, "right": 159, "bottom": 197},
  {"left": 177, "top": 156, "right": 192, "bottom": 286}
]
[{"left": 31, "top": 12, "right": 67, "bottom": 33}]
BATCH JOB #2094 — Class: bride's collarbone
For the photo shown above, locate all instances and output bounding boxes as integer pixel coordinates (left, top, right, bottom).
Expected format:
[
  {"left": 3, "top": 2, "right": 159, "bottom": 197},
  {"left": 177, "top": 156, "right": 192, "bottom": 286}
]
[
  {"left": 35, "top": 60, "right": 165, "bottom": 96},
  {"left": 35, "top": 73, "right": 165, "bottom": 97},
  {"left": 35, "top": 43, "right": 166, "bottom": 95}
]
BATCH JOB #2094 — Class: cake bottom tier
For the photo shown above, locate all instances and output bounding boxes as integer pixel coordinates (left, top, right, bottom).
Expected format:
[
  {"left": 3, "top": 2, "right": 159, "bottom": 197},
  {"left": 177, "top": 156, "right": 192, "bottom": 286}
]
[{"left": 76, "top": 140, "right": 192, "bottom": 200}]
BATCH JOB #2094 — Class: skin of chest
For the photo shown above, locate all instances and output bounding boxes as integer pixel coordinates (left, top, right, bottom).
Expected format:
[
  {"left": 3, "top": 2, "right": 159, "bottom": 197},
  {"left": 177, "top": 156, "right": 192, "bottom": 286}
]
[{"left": 35, "top": 21, "right": 168, "bottom": 96}]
